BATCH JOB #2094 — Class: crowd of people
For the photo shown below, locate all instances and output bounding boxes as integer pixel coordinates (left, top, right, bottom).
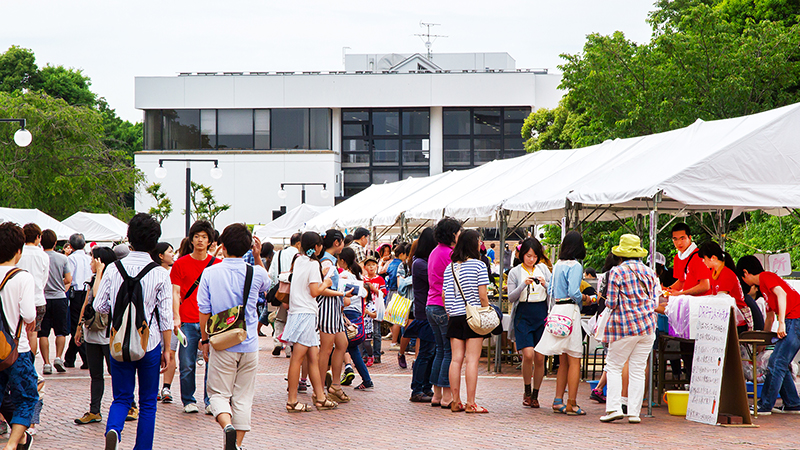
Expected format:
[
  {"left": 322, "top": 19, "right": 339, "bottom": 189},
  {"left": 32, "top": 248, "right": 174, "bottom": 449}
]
[{"left": 0, "top": 212, "right": 798, "bottom": 449}]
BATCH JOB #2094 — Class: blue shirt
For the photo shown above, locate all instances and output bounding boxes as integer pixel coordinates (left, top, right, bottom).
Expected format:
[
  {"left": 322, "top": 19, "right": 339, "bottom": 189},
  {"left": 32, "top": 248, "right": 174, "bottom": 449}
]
[
  {"left": 487, "top": 249, "right": 495, "bottom": 262},
  {"left": 321, "top": 252, "right": 339, "bottom": 290},
  {"left": 242, "top": 250, "right": 255, "bottom": 265},
  {"left": 548, "top": 260, "right": 583, "bottom": 306},
  {"left": 196, "top": 258, "right": 271, "bottom": 353},
  {"left": 385, "top": 258, "right": 402, "bottom": 291}
]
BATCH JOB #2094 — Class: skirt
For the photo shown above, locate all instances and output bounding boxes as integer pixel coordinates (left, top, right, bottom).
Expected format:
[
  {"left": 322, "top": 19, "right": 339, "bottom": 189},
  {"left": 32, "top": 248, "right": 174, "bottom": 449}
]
[
  {"left": 317, "top": 295, "right": 346, "bottom": 334},
  {"left": 514, "top": 301, "right": 548, "bottom": 350},
  {"left": 446, "top": 315, "right": 490, "bottom": 341},
  {"left": 282, "top": 313, "right": 320, "bottom": 348},
  {"left": 534, "top": 303, "right": 583, "bottom": 359}
]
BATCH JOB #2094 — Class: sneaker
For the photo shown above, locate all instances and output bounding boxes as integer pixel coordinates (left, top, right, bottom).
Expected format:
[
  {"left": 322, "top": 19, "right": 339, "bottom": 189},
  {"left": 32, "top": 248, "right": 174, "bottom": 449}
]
[
  {"left": 18, "top": 429, "right": 33, "bottom": 450},
  {"left": 366, "top": 357, "right": 374, "bottom": 367},
  {"left": 750, "top": 406, "right": 771, "bottom": 416},
  {"left": 105, "top": 429, "right": 119, "bottom": 450},
  {"left": 126, "top": 406, "right": 138, "bottom": 421},
  {"left": 183, "top": 403, "right": 199, "bottom": 414},
  {"left": 297, "top": 379, "right": 308, "bottom": 392},
  {"left": 772, "top": 405, "right": 800, "bottom": 414},
  {"left": 161, "top": 387, "right": 173, "bottom": 403},
  {"left": 600, "top": 411, "right": 624, "bottom": 422},
  {"left": 64, "top": 361, "right": 75, "bottom": 368},
  {"left": 354, "top": 382, "right": 374, "bottom": 391},
  {"left": 398, "top": 353, "right": 407, "bottom": 369},
  {"left": 224, "top": 424, "right": 237, "bottom": 450},
  {"left": 285, "top": 346, "right": 292, "bottom": 358},
  {"left": 590, "top": 388, "right": 606, "bottom": 403},
  {"left": 374, "top": 356, "right": 382, "bottom": 364},
  {"left": 206, "top": 404, "right": 213, "bottom": 415},
  {"left": 390, "top": 343, "right": 400, "bottom": 350},
  {"left": 341, "top": 370, "right": 355, "bottom": 386},
  {"left": 628, "top": 416, "right": 641, "bottom": 423},
  {"left": 410, "top": 393, "right": 433, "bottom": 403},
  {"left": 53, "top": 357, "right": 66, "bottom": 373},
  {"left": 272, "top": 345, "right": 281, "bottom": 356},
  {"left": 325, "top": 371, "right": 332, "bottom": 389},
  {"left": 42, "top": 364, "right": 52, "bottom": 375},
  {"left": 74, "top": 412, "right": 102, "bottom": 425}
]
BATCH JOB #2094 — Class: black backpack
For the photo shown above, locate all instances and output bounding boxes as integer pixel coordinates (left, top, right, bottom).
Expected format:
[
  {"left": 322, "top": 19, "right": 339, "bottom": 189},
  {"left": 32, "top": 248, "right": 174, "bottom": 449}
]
[{"left": 109, "top": 261, "right": 159, "bottom": 362}]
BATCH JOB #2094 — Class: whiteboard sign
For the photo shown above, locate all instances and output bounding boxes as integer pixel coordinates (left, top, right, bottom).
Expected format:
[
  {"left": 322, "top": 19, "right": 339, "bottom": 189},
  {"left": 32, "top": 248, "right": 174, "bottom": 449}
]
[
  {"left": 768, "top": 253, "right": 792, "bottom": 276},
  {"left": 686, "top": 301, "right": 730, "bottom": 425}
]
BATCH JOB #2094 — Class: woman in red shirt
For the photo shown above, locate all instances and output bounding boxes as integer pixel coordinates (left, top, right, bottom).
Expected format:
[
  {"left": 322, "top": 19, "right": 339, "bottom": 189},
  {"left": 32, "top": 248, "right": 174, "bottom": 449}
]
[{"left": 698, "top": 242, "right": 750, "bottom": 330}]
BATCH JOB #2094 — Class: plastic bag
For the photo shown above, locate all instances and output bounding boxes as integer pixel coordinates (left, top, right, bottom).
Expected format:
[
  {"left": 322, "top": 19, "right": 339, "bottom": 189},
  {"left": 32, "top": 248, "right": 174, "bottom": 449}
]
[{"left": 666, "top": 295, "right": 692, "bottom": 339}]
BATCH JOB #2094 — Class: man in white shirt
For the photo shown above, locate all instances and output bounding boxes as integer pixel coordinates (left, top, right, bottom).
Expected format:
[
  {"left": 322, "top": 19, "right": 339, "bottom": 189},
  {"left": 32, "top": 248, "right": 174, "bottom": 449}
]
[
  {"left": 264, "top": 233, "right": 301, "bottom": 357},
  {"left": 0, "top": 222, "right": 39, "bottom": 449},
  {"left": 65, "top": 233, "right": 92, "bottom": 368},
  {"left": 17, "top": 223, "right": 49, "bottom": 364}
]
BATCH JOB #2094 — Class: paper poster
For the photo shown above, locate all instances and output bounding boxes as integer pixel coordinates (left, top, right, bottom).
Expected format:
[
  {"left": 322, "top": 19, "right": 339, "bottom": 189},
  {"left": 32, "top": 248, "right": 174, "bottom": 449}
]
[
  {"left": 768, "top": 253, "right": 792, "bottom": 276},
  {"left": 686, "top": 300, "right": 730, "bottom": 425}
]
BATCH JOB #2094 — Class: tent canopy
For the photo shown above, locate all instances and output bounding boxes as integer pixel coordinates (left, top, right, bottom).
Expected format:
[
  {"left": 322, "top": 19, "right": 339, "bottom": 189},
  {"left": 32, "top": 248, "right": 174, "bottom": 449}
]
[
  {"left": 62, "top": 212, "right": 129, "bottom": 242},
  {"left": 0, "top": 207, "right": 77, "bottom": 240},
  {"left": 254, "top": 204, "right": 331, "bottom": 241}
]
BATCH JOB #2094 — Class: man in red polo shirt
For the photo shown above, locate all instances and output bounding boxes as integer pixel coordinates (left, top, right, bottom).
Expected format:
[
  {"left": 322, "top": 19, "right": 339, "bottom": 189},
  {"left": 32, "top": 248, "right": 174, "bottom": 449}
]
[
  {"left": 171, "top": 220, "right": 219, "bottom": 414},
  {"left": 668, "top": 223, "right": 711, "bottom": 296}
]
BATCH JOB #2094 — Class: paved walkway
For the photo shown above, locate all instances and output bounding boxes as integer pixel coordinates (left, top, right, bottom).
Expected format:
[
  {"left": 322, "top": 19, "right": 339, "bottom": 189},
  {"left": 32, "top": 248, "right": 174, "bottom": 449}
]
[{"left": 7, "top": 336, "right": 799, "bottom": 450}]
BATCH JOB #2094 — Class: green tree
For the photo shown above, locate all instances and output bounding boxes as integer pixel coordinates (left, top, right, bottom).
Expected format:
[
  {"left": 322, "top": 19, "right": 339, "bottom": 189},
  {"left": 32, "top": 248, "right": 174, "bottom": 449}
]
[
  {"left": 36, "top": 65, "right": 96, "bottom": 107},
  {"left": 98, "top": 98, "right": 142, "bottom": 159},
  {"left": 0, "top": 91, "right": 143, "bottom": 219},
  {"left": 188, "top": 182, "right": 230, "bottom": 229},
  {"left": 0, "top": 46, "right": 39, "bottom": 93},
  {"left": 145, "top": 183, "right": 172, "bottom": 223},
  {"left": 726, "top": 211, "right": 800, "bottom": 269},
  {"left": 521, "top": 104, "right": 576, "bottom": 152}
]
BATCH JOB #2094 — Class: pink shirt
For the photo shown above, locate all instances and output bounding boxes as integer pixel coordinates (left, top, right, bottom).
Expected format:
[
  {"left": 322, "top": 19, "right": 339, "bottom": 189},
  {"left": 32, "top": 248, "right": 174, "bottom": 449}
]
[{"left": 427, "top": 243, "right": 453, "bottom": 307}]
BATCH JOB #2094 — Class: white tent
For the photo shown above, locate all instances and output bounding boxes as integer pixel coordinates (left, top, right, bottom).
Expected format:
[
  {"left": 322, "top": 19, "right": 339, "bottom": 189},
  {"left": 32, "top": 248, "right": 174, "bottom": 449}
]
[
  {"left": 0, "top": 207, "right": 77, "bottom": 240},
  {"left": 253, "top": 204, "right": 331, "bottom": 242},
  {"left": 62, "top": 212, "right": 129, "bottom": 242}
]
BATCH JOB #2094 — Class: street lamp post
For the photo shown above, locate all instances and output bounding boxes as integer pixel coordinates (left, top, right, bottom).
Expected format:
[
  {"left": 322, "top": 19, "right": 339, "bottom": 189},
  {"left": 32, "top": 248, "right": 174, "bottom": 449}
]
[
  {"left": 0, "top": 118, "right": 33, "bottom": 147},
  {"left": 154, "top": 158, "right": 222, "bottom": 236},
  {"left": 277, "top": 182, "right": 329, "bottom": 204}
]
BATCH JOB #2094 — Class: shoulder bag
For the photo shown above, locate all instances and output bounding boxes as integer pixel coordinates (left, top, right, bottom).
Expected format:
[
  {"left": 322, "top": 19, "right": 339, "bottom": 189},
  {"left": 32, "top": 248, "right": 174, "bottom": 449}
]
[
  {"left": 206, "top": 265, "right": 254, "bottom": 351},
  {"left": 451, "top": 262, "right": 500, "bottom": 335}
]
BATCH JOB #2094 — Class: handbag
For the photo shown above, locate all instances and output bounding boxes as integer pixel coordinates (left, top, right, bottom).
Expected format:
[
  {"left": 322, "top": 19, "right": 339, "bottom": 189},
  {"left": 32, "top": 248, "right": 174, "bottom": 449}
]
[
  {"left": 451, "top": 263, "right": 500, "bottom": 335},
  {"left": 545, "top": 302, "right": 575, "bottom": 337},
  {"left": 206, "top": 265, "right": 254, "bottom": 351},
  {"left": 383, "top": 293, "right": 413, "bottom": 326},
  {"left": 275, "top": 254, "right": 299, "bottom": 304},
  {"left": 345, "top": 308, "right": 365, "bottom": 346},
  {"left": 592, "top": 308, "right": 611, "bottom": 341}
]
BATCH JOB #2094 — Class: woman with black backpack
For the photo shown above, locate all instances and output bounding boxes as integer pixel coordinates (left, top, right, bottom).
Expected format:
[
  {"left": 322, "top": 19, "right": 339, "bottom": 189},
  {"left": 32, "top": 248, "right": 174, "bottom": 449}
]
[{"left": 74, "top": 246, "right": 117, "bottom": 425}]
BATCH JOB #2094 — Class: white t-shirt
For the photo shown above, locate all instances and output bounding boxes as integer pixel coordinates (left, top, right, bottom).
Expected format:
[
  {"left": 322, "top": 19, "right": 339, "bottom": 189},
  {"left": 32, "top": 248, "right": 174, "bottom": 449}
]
[
  {"left": 288, "top": 255, "right": 322, "bottom": 316},
  {"left": 69, "top": 251, "right": 93, "bottom": 290},
  {"left": 0, "top": 266, "right": 37, "bottom": 353},
  {"left": 18, "top": 245, "right": 50, "bottom": 307}
]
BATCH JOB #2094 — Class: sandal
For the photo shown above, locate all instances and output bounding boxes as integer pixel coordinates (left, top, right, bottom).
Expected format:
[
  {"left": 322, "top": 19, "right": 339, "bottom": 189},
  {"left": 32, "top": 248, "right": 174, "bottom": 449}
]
[
  {"left": 451, "top": 401, "right": 465, "bottom": 413},
  {"left": 552, "top": 398, "right": 567, "bottom": 414},
  {"left": 530, "top": 397, "right": 540, "bottom": 409},
  {"left": 441, "top": 402, "right": 452, "bottom": 409},
  {"left": 315, "top": 396, "right": 338, "bottom": 411},
  {"left": 286, "top": 402, "right": 312, "bottom": 413},
  {"left": 327, "top": 387, "right": 350, "bottom": 403},
  {"left": 466, "top": 404, "right": 489, "bottom": 414},
  {"left": 523, "top": 395, "right": 532, "bottom": 407},
  {"left": 431, "top": 402, "right": 441, "bottom": 407},
  {"left": 566, "top": 399, "right": 586, "bottom": 416}
]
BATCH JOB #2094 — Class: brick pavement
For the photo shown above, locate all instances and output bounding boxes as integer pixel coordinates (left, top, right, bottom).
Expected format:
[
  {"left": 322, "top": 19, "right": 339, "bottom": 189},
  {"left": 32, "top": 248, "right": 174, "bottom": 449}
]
[{"left": 6, "top": 336, "right": 800, "bottom": 450}]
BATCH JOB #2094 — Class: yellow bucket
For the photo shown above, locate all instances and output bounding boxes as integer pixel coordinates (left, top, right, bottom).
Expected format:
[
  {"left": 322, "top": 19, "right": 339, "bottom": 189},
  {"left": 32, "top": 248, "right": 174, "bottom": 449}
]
[{"left": 663, "top": 390, "right": 690, "bottom": 416}]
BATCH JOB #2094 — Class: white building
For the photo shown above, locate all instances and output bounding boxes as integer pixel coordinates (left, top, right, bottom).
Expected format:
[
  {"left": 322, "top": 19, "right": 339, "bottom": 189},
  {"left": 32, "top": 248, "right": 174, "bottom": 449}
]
[{"left": 134, "top": 52, "right": 565, "bottom": 242}]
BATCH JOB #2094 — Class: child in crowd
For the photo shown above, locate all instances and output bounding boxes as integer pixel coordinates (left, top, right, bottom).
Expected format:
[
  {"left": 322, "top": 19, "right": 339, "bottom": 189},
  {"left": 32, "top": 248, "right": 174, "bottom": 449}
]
[
  {"left": 361, "top": 296, "right": 378, "bottom": 366},
  {"left": 363, "top": 257, "right": 386, "bottom": 363}
]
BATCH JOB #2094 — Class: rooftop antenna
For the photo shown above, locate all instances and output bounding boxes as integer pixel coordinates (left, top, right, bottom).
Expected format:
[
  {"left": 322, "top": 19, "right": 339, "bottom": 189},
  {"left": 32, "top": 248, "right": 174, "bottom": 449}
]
[{"left": 415, "top": 22, "right": 447, "bottom": 60}]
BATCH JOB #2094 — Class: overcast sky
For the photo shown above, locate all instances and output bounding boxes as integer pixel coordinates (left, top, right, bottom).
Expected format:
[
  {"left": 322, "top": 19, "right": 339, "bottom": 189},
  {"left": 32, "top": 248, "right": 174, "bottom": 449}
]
[{"left": 3, "top": 0, "right": 656, "bottom": 123}]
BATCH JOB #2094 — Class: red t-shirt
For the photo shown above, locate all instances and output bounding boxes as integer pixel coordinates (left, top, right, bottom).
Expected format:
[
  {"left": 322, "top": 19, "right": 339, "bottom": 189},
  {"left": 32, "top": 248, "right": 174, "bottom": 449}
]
[
  {"left": 672, "top": 249, "right": 711, "bottom": 295},
  {"left": 365, "top": 275, "right": 386, "bottom": 298},
  {"left": 170, "top": 254, "right": 219, "bottom": 323},
  {"left": 710, "top": 267, "right": 745, "bottom": 308},
  {"left": 759, "top": 271, "right": 800, "bottom": 320}
]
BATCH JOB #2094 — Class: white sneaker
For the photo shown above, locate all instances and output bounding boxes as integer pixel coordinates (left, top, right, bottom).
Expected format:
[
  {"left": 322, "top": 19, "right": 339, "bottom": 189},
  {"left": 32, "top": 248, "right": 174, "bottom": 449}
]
[
  {"left": 183, "top": 403, "right": 199, "bottom": 414},
  {"left": 160, "top": 387, "right": 173, "bottom": 403},
  {"left": 600, "top": 411, "right": 624, "bottom": 422},
  {"left": 628, "top": 416, "right": 641, "bottom": 423},
  {"left": 205, "top": 404, "right": 213, "bottom": 415},
  {"left": 53, "top": 357, "right": 66, "bottom": 373},
  {"left": 42, "top": 364, "right": 52, "bottom": 375}
]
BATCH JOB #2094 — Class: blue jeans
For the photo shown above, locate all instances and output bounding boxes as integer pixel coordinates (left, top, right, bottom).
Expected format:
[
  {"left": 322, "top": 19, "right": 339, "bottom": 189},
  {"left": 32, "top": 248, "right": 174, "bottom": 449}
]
[
  {"left": 373, "top": 320, "right": 382, "bottom": 359},
  {"left": 411, "top": 327, "right": 435, "bottom": 395},
  {"left": 759, "top": 318, "right": 800, "bottom": 410},
  {"left": 426, "top": 305, "right": 451, "bottom": 388},
  {"left": 0, "top": 352, "right": 39, "bottom": 427},
  {"left": 344, "top": 310, "right": 372, "bottom": 385},
  {"left": 107, "top": 345, "right": 161, "bottom": 450},
  {"left": 179, "top": 323, "right": 209, "bottom": 407}
]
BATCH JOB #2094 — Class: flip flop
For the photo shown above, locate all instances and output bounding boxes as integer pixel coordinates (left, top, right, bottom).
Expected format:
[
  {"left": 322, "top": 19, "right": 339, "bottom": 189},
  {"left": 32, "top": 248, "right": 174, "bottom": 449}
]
[
  {"left": 466, "top": 404, "right": 489, "bottom": 414},
  {"left": 431, "top": 402, "right": 441, "bottom": 407}
]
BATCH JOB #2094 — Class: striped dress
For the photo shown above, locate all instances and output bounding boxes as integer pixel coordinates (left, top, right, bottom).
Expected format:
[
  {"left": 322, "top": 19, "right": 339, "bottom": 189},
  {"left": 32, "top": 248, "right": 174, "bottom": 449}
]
[{"left": 317, "top": 252, "right": 346, "bottom": 334}]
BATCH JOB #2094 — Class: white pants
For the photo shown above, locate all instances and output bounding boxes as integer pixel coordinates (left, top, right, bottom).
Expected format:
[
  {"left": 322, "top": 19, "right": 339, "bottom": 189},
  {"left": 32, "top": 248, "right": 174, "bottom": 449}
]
[
  {"left": 207, "top": 349, "right": 259, "bottom": 431},
  {"left": 606, "top": 333, "right": 654, "bottom": 418}
]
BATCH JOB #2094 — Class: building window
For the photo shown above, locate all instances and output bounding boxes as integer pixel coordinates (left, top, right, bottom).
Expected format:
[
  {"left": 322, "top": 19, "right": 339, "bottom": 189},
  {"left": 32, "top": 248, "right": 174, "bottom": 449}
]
[
  {"left": 341, "top": 108, "right": 430, "bottom": 198},
  {"left": 200, "top": 110, "right": 216, "bottom": 149},
  {"left": 442, "top": 106, "right": 531, "bottom": 170},
  {"left": 144, "top": 110, "right": 162, "bottom": 150},
  {"left": 310, "top": 109, "right": 331, "bottom": 150},
  {"left": 271, "top": 109, "right": 309, "bottom": 150},
  {"left": 254, "top": 110, "right": 270, "bottom": 149},
  {"left": 162, "top": 109, "right": 200, "bottom": 150}
]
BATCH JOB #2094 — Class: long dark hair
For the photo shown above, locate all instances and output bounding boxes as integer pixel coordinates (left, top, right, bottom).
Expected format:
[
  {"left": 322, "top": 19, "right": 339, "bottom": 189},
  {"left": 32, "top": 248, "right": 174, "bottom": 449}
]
[
  {"left": 518, "top": 237, "right": 551, "bottom": 270},
  {"left": 338, "top": 247, "right": 362, "bottom": 280},
  {"left": 697, "top": 241, "right": 736, "bottom": 273},
  {"left": 559, "top": 230, "right": 586, "bottom": 261},
  {"left": 414, "top": 227, "right": 436, "bottom": 261},
  {"left": 91, "top": 246, "right": 117, "bottom": 267},
  {"left": 300, "top": 231, "right": 323, "bottom": 261},
  {"left": 451, "top": 229, "right": 481, "bottom": 263},
  {"left": 322, "top": 229, "right": 344, "bottom": 252}
]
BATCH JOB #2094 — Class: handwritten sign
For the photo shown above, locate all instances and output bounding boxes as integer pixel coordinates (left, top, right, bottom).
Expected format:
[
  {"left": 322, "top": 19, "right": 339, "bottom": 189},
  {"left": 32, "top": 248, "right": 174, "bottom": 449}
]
[
  {"left": 768, "top": 253, "right": 792, "bottom": 276},
  {"left": 686, "top": 300, "right": 730, "bottom": 425}
]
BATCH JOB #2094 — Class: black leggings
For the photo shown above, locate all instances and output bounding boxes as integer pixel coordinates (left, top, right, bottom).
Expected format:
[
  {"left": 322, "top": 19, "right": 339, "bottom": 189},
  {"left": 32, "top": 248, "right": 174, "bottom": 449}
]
[{"left": 86, "top": 343, "right": 110, "bottom": 414}]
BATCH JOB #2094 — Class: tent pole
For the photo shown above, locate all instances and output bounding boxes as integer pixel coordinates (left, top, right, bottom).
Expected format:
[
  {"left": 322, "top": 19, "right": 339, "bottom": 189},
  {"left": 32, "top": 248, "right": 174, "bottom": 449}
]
[
  {"left": 646, "top": 191, "right": 662, "bottom": 418},
  {"left": 495, "top": 209, "right": 508, "bottom": 373},
  {"left": 718, "top": 209, "right": 726, "bottom": 250}
]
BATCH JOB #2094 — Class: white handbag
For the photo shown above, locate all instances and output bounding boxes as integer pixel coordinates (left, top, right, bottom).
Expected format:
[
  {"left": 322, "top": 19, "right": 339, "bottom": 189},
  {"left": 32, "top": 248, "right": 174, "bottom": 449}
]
[
  {"left": 593, "top": 308, "right": 611, "bottom": 341},
  {"left": 452, "top": 263, "right": 499, "bottom": 335}
]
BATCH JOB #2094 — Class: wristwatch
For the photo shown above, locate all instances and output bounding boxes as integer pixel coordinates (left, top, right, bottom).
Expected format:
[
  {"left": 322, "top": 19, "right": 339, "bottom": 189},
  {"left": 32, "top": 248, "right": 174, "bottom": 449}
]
[{"left": 200, "top": 339, "right": 209, "bottom": 345}]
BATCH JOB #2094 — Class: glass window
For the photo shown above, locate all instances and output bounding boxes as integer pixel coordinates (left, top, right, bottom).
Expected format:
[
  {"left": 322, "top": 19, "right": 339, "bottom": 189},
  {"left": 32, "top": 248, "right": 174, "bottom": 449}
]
[
  {"left": 443, "top": 109, "right": 471, "bottom": 135},
  {"left": 310, "top": 109, "right": 331, "bottom": 149},
  {"left": 343, "top": 123, "right": 369, "bottom": 137},
  {"left": 343, "top": 139, "right": 369, "bottom": 151},
  {"left": 475, "top": 137, "right": 501, "bottom": 164},
  {"left": 254, "top": 110, "right": 270, "bottom": 149},
  {"left": 402, "top": 109, "right": 429, "bottom": 135},
  {"left": 504, "top": 137, "right": 524, "bottom": 151},
  {"left": 504, "top": 121, "right": 524, "bottom": 137},
  {"left": 444, "top": 138, "right": 471, "bottom": 166},
  {"left": 473, "top": 109, "right": 501, "bottom": 135},
  {"left": 373, "top": 139, "right": 400, "bottom": 166},
  {"left": 402, "top": 139, "right": 429, "bottom": 166},
  {"left": 344, "top": 168, "right": 370, "bottom": 184},
  {"left": 342, "top": 153, "right": 370, "bottom": 166},
  {"left": 162, "top": 109, "right": 200, "bottom": 150},
  {"left": 344, "top": 184, "right": 368, "bottom": 198},
  {"left": 217, "top": 109, "right": 253, "bottom": 149},
  {"left": 504, "top": 108, "right": 529, "bottom": 122},
  {"left": 373, "top": 170, "right": 400, "bottom": 184},
  {"left": 342, "top": 110, "right": 368, "bottom": 122},
  {"left": 372, "top": 110, "right": 400, "bottom": 136},
  {"left": 144, "top": 110, "right": 162, "bottom": 150},
  {"left": 200, "top": 110, "right": 216, "bottom": 149},
  {"left": 504, "top": 150, "right": 527, "bottom": 159},
  {"left": 272, "top": 109, "right": 309, "bottom": 149},
  {"left": 403, "top": 169, "right": 430, "bottom": 179}
]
